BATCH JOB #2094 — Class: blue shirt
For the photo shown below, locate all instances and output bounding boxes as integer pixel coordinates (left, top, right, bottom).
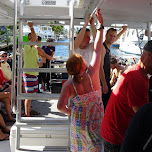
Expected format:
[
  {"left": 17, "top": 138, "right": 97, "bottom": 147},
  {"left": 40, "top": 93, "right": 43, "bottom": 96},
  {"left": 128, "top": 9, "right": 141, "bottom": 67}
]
[{"left": 41, "top": 45, "right": 55, "bottom": 56}]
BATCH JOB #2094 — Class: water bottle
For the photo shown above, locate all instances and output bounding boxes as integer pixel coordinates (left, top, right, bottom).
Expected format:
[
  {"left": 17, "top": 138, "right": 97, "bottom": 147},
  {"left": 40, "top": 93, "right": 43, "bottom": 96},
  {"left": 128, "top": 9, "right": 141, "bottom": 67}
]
[{"left": 38, "top": 56, "right": 42, "bottom": 63}]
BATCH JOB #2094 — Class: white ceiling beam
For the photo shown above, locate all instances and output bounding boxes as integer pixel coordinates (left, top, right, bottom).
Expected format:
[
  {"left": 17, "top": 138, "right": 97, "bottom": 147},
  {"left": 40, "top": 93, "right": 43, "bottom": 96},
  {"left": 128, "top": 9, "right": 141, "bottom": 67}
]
[
  {"left": 0, "top": 1, "right": 14, "bottom": 19},
  {"left": 0, "top": 11, "right": 13, "bottom": 19}
]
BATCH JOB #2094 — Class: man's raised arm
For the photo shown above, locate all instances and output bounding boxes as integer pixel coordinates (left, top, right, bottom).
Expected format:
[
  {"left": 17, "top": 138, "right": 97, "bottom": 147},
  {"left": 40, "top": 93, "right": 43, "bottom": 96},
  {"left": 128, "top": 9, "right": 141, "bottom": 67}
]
[
  {"left": 115, "top": 26, "right": 127, "bottom": 42},
  {"left": 74, "top": 14, "right": 90, "bottom": 50},
  {"left": 28, "top": 22, "right": 37, "bottom": 42}
]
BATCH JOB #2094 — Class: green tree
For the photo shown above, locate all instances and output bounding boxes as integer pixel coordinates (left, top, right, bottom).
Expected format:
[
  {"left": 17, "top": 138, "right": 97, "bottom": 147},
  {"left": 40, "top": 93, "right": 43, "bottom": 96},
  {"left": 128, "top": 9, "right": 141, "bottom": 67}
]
[
  {"left": 49, "top": 22, "right": 64, "bottom": 34},
  {"left": 7, "top": 26, "right": 13, "bottom": 30},
  {"left": 52, "top": 25, "right": 64, "bottom": 34}
]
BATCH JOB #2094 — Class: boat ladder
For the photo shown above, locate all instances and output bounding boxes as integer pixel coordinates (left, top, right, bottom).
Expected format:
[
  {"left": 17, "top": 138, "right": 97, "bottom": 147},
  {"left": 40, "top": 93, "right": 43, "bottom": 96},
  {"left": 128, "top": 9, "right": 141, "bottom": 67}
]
[{"left": 11, "top": 0, "right": 75, "bottom": 151}]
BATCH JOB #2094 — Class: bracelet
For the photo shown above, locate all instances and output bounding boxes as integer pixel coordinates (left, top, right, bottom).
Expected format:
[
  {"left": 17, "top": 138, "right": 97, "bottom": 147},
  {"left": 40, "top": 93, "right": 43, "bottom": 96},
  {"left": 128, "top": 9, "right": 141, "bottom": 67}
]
[{"left": 96, "top": 24, "right": 104, "bottom": 30}]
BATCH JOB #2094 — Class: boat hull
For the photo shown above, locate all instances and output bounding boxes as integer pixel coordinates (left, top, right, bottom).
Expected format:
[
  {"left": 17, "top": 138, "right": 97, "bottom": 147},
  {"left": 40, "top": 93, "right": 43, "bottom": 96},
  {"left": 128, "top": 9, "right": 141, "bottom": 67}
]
[{"left": 119, "top": 42, "right": 142, "bottom": 55}]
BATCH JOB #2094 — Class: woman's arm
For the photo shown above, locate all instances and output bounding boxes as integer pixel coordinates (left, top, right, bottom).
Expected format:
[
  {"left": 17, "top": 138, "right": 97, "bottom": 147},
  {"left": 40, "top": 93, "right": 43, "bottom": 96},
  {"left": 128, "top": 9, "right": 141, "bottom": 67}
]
[
  {"left": 57, "top": 81, "right": 71, "bottom": 116},
  {"left": 90, "top": 9, "right": 104, "bottom": 74}
]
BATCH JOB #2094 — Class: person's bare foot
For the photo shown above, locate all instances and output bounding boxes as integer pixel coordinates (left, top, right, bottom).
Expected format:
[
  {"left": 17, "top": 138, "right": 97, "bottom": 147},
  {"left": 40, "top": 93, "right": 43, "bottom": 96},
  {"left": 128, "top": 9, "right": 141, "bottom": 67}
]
[
  {"left": 1, "top": 127, "right": 10, "bottom": 134},
  {"left": 0, "top": 131, "right": 9, "bottom": 141},
  {"left": 7, "top": 117, "right": 16, "bottom": 122}
]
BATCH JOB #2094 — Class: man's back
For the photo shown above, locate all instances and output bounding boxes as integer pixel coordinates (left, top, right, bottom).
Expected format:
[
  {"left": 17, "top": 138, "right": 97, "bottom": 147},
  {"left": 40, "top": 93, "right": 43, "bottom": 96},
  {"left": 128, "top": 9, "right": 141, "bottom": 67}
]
[
  {"left": 42, "top": 45, "right": 55, "bottom": 56},
  {"left": 75, "top": 43, "right": 93, "bottom": 65},
  {"left": 120, "top": 102, "right": 152, "bottom": 152},
  {"left": 24, "top": 45, "right": 39, "bottom": 76},
  {"left": 101, "top": 64, "right": 149, "bottom": 145}
]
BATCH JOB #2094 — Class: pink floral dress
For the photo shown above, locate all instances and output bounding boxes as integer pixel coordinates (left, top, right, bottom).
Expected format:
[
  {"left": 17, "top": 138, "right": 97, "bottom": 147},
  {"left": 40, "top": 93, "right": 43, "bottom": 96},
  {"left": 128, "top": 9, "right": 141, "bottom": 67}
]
[{"left": 70, "top": 73, "right": 104, "bottom": 152}]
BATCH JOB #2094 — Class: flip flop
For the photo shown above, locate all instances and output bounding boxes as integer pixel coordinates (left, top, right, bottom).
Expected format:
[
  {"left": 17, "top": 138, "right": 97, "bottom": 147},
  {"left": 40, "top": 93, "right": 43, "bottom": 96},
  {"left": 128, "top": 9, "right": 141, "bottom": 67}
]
[{"left": 0, "top": 135, "right": 9, "bottom": 141}]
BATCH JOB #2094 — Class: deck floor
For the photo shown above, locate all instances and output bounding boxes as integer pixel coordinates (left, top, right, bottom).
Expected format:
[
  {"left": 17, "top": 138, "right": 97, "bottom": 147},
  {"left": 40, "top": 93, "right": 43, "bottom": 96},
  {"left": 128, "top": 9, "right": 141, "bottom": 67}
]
[{"left": 0, "top": 96, "right": 67, "bottom": 152}]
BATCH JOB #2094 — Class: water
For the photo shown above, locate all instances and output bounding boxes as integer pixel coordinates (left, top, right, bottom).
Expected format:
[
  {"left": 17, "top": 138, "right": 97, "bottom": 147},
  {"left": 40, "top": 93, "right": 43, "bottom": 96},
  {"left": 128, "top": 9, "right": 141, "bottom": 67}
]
[
  {"left": 54, "top": 39, "right": 69, "bottom": 60},
  {"left": 54, "top": 39, "right": 141, "bottom": 64}
]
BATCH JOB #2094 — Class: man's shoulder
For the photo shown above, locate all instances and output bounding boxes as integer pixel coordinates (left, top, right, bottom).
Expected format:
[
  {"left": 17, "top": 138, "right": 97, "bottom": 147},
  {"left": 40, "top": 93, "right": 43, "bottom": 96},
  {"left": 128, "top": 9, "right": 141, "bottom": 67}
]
[
  {"left": 41, "top": 45, "right": 47, "bottom": 49},
  {"left": 24, "top": 45, "right": 30, "bottom": 49},
  {"left": 125, "top": 64, "right": 140, "bottom": 75},
  {"left": 124, "top": 65, "right": 147, "bottom": 83}
]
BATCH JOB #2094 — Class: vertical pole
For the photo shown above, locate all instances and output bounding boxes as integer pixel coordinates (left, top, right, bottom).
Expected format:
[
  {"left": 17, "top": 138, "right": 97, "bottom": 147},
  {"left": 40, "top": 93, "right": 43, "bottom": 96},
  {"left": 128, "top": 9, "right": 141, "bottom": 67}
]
[
  {"left": 11, "top": 0, "right": 17, "bottom": 114},
  {"left": 16, "top": 126, "right": 21, "bottom": 150},
  {"left": 136, "top": 29, "right": 142, "bottom": 55},
  {"left": 68, "top": 0, "right": 74, "bottom": 151},
  {"left": 69, "top": 0, "right": 74, "bottom": 57},
  {"left": 50, "top": 61, "right": 52, "bottom": 92},
  {"left": 17, "top": 0, "right": 24, "bottom": 122},
  {"left": 16, "top": 0, "right": 25, "bottom": 150},
  {"left": 147, "top": 22, "right": 151, "bottom": 41},
  {"left": 13, "top": 0, "right": 20, "bottom": 150}
]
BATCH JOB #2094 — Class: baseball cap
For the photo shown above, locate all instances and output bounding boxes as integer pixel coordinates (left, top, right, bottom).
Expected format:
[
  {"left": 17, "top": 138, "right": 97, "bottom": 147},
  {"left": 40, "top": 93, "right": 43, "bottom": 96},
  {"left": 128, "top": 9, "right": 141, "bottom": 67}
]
[
  {"left": 0, "top": 51, "right": 7, "bottom": 56},
  {"left": 143, "top": 40, "right": 152, "bottom": 52}
]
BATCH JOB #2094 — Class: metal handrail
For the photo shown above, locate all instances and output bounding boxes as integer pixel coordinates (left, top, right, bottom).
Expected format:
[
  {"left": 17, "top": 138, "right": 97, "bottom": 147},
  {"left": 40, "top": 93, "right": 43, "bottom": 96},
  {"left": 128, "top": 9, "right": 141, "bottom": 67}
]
[
  {"left": 19, "top": 15, "right": 71, "bottom": 20},
  {"left": 19, "top": 41, "right": 70, "bottom": 46},
  {"left": 18, "top": 68, "right": 67, "bottom": 72}
]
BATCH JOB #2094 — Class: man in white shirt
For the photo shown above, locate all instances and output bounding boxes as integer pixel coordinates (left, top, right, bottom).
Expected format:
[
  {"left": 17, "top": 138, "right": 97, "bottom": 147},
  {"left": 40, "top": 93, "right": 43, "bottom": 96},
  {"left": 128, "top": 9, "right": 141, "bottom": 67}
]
[{"left": 74, "top": 14, "right": 96, "bottom": 65}]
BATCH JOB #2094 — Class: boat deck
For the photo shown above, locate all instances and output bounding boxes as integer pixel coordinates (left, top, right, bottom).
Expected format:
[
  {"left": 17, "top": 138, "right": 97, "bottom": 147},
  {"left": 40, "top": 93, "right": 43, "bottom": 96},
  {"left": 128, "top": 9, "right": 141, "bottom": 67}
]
[{"left": 0, "top": 94, "right": 68, "bottom": 152}]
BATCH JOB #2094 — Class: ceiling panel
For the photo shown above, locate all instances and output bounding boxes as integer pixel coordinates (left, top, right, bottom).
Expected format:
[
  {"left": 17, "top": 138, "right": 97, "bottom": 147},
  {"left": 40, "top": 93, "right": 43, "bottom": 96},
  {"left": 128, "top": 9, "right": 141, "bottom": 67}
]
[{"left": 0, "top": 0, "right": 151, "bottom": 28}]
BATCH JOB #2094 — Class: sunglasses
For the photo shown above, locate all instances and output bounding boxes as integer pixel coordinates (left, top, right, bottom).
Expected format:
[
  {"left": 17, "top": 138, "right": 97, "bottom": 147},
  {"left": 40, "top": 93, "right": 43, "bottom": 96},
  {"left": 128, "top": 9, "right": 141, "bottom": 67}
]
[{"left": 1, "top": 56, "right": 7, "bottom": 57}]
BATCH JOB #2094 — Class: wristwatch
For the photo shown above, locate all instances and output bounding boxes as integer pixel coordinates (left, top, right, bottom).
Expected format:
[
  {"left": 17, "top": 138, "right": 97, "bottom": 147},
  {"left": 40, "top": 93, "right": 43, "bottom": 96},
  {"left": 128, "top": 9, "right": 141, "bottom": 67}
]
[{"left": 96, "top": 24, "right": 104, "bottom": 30}]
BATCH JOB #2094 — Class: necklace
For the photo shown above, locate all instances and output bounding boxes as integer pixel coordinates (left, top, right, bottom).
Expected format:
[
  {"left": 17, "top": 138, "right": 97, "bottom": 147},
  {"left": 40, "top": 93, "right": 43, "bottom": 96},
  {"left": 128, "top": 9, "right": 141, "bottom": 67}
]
[{"left": 79, "top": 72, "right": 86, "bottom": 80}]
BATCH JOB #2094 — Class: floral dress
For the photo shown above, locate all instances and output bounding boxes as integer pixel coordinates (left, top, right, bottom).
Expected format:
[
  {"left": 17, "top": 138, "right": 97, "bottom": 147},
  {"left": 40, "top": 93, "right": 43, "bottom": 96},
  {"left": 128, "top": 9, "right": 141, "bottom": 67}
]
[{"left": 70, "top": 73, "right": 104, "bottom": 152}]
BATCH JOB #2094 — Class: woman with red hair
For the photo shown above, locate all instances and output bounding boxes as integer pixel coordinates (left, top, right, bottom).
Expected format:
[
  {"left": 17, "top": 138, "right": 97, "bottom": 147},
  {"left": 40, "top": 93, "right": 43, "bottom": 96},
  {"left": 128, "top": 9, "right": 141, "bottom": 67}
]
[{"left": 57, "top": 9, "right": 104, "bottom": 152}]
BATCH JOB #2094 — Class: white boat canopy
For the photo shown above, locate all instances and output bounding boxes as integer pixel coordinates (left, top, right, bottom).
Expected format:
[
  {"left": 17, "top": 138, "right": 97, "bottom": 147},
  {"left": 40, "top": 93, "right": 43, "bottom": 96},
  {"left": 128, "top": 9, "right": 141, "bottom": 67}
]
[{"left": 0, "top": 0, "right": 152, "bottom": 29}]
